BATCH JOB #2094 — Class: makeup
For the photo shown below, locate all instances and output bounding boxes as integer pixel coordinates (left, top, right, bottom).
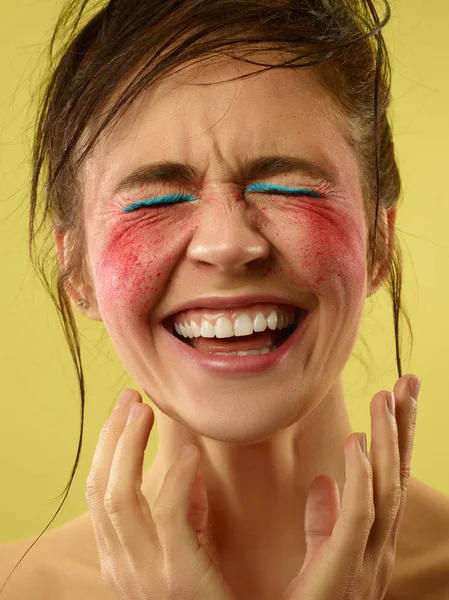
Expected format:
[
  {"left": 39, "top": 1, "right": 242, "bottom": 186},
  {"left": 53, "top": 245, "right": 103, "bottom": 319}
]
[
  {"left": 120, "top": 185, "right": 322, "bottom": 213},
  {"left": 87, "top": 62, "right": 367, "bottom": 414}
]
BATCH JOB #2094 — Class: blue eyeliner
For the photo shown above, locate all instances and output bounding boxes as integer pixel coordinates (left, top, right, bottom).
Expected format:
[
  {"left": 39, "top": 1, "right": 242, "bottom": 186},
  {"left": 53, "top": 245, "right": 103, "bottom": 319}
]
[
  {"left": 245, "top": 183, "right": 321, "bottom": 196},
  {"left": 121, "top": 185, "right": 321, "bottom": 213},
  {"left": 121, "top": 193, "right": 196, "bottom": 212}
]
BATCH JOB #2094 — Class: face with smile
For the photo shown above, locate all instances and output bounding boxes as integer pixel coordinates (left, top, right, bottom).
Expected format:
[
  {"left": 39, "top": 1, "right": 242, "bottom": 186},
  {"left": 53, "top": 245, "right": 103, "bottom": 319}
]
[
  {"left": 75, "top": 56, "right": 371, "bottom": 442},
  {"left": 57, "top": 52, "right": 396, "bottom": 588}
]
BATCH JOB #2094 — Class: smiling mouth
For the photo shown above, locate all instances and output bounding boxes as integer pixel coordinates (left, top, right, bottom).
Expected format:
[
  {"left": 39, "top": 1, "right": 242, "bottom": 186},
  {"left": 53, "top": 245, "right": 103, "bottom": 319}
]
[{"left": 162, "top": 308, "right": 305, "bottom": 355}]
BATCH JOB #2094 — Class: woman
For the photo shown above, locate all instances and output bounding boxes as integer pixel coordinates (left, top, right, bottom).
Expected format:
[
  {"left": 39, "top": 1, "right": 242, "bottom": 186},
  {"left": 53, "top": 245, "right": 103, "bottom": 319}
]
[{"left": 1, "top": 0, "right": 448, "bottom": 598}]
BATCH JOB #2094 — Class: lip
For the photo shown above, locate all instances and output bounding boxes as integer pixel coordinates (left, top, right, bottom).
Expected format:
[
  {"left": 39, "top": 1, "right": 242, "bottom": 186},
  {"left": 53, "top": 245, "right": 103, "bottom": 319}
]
[
  {"left": 158, "top": 309, "right": 311, "bottom": 375},
  {"left": 158, "top": 293, "right": 311, "bottom": 323}
]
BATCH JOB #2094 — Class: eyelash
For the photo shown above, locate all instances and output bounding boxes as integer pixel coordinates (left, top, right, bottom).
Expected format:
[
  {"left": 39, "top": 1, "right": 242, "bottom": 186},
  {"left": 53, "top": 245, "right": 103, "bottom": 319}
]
[{"left": 121, "top": 183, "right": 323, "bottom": 213}]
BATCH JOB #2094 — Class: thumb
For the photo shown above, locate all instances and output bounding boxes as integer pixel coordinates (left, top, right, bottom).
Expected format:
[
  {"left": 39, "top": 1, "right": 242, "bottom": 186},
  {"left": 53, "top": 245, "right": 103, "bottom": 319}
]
[
  {"left": 188, "top": 472, "right": 209, "bottom": 534},
  {"left": 301, "top": 475, "right": 341, "bottom": 571},
  {"left": 152, "top": 445, "right": 209, "bottom": 561}
]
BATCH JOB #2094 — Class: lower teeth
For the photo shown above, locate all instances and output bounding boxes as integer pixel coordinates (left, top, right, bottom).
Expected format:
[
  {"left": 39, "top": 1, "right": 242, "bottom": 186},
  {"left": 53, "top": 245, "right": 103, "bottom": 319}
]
[{"left": 206, "top": 344, "right": 279, "bottom": 356}]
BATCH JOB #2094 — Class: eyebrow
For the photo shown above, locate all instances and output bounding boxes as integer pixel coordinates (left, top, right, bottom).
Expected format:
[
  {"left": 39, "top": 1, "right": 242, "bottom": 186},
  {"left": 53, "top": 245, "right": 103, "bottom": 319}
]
[{"left": 113, "top": 155, "right": 337, "bottom": 195}]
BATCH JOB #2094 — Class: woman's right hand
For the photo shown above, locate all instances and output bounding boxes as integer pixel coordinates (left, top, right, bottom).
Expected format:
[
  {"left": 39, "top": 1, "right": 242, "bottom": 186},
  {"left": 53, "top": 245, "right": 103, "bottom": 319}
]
[{"left": 85, "top": 388, "right": 236, "bottom": 600}]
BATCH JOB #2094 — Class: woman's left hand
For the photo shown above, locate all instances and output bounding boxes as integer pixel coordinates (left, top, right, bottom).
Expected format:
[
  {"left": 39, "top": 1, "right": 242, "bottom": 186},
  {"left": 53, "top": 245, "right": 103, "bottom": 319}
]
[{"left": 283, "top": 374, "right": 420, "bottom": 600}]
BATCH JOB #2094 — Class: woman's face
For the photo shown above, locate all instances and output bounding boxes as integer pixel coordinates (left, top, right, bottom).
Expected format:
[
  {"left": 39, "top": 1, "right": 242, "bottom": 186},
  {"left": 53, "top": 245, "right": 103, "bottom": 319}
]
[{"left": 81, "top": 58, "right": 369, "bottom": 441}]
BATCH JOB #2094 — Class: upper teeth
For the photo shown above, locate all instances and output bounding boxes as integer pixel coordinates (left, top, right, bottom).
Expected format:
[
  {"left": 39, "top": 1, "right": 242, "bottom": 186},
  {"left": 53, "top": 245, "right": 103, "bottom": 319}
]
[{"left": 173, "top": 309, "right": 295, "bottom": 339}]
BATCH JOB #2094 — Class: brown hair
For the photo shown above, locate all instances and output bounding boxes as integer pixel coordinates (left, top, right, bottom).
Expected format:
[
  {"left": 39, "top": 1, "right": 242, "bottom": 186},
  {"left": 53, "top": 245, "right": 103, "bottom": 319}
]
[{"left": 1, "top": 0, "right": 412, "bottom": 592}]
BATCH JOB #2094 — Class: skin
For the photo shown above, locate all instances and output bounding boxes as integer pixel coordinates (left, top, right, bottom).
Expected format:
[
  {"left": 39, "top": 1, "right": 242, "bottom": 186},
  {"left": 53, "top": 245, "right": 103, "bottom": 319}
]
[{"left": 55, "top": 53, "right": 398, "bottom": 596}]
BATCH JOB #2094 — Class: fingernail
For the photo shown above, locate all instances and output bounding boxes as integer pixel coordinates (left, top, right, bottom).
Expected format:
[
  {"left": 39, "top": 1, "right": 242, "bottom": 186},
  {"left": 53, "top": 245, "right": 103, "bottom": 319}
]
[
  {"left": 126, "top": 402, "right": 142, "bottom": 424},
  {"left": 409, "top": 377, "right": 421, "bottom": 401},
  {"left": 115, "top": 388, "right": 135, "bottom": 410},
  {"left": 386, "top": 391, "right": 395, "bottom": 416},
  {"left": 358, "top": 433, "right": 367, "bottom": 456}
]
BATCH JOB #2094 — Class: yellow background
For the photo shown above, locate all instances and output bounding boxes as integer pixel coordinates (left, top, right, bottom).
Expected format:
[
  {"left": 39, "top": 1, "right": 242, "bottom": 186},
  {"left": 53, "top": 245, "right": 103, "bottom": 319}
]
[{"left": 1, "top": 0, "right": 448, "bottom": 544}]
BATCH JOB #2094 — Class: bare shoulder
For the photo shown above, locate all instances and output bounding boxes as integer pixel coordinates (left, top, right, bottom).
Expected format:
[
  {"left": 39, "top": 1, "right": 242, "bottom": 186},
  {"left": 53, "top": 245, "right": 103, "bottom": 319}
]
[
  {"left": 0, "top": 535, "right": 54, "bottom": 599},
  {"left": 3, "top": 482, "right": 448, "bottom": 600},
  {"left": 387, "top": 476, "right": 449, "bottom": 600},
  {"left": 0, "top": 517, "right": 112, "bottom": 600}
]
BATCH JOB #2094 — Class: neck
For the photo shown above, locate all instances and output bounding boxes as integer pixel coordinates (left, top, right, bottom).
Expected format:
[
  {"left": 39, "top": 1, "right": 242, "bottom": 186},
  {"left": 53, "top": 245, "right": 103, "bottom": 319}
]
[{"left": 142, "top": 379, "right": 352, "bottom": 598}]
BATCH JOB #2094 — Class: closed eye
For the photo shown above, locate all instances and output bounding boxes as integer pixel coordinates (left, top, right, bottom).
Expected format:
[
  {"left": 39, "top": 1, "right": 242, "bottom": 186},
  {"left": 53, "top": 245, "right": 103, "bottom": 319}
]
[
  {"left": 121, "top": 185, "right": 321, "bottom": 212},
  {"left": 122, "top": 193, "right": 195, "bottom": 212},
  {"left": 245, "top": 183, "right": 321, "bottom": 197}
]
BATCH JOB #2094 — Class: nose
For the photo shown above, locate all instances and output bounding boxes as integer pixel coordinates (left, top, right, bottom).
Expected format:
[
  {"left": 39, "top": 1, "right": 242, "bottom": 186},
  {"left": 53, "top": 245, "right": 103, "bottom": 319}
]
[{"left": 186, "top": 195, "right": 270, "bottom": 276}]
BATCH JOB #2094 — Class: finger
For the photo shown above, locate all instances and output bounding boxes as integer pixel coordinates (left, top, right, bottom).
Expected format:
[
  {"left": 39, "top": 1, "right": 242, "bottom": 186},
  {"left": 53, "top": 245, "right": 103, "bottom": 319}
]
[
  {"left": 393, "top": 375, "right": 419, "bottom": 497},
  {"left": 329, "top": 395, "right": 381, "bottom": 569},
  {"left": 152, "top": 444, "right": 205, "bottom": 570},
  {"left": 85, "top": 389, "right": 142, "bottom": 556},
  {"left": 302, "top": 474, "right": 341, "bottom": 568},
  {"left": 188, "top": 473, "right": 210, "bottom": 534},
  {"left": 387, "top": 376, "right": 419, "bottom": 541},
  {"left": 364, "top": 388, "right": 401, "bottom": 560},
  {"left": 104, "top": 400, "right": 159, "bottom": 558}
]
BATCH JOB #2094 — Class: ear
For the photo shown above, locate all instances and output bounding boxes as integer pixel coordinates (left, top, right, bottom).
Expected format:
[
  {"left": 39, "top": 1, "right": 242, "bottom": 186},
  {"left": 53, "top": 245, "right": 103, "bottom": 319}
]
[
  {"left": 53, "top": 227, "right": 103, "bottom": 321},
  {"left": 367, "top": 206, "right": 397, "bottom": 298}
]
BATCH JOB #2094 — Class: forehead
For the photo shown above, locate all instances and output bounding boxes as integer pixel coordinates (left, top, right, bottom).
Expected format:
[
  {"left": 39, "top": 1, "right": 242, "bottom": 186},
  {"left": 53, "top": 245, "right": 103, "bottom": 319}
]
[{"left": 83, "top": 53, "right": 359, "bottom": 198}]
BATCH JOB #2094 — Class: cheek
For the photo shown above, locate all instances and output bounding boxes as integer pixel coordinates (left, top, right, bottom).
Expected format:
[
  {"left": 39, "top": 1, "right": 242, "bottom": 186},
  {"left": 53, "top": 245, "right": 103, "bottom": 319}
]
[
  {"left": 93, "top": 218, "right": 180, "bottom": 319},
  {"left": 92, "top": 202, "right": 366, "bottom": 316},
  {"left": 269, "top": 208, "right": 367, "bottom": 296}
]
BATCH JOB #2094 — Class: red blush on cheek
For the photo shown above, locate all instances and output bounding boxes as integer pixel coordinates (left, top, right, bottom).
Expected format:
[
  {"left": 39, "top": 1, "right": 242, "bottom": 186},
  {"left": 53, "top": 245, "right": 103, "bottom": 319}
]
[
  {"left": 282, "top": 209, "right": 366, "bottom": 295},
  {"left": 94, "top": 219, "right": 178, "bottom": 320}
]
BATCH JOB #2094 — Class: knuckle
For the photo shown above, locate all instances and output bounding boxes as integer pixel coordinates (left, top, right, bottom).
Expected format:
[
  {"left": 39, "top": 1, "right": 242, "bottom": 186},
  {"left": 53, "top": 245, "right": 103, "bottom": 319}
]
[
  {"left": 104, "top": 491, "right": 126, "bottom": 516},
  {"left": 399, "top": 461, "right": 411, "bottom": 483},
  {"left": 389, "top": 480, "right": 403, "bottom": 506},
  {"left": 379, "top": 480, "right": 401, "bottom": 509},
  {"left": 102, "top": 570, "right": 121, "bottom": 594},
  {"left": 342, "top": 503, "right": 375, "bottom": 527},
  {"left": 363, "top": 496, "right": 376, "bottom": 522},
  {"left": 380, "top": 547, "right": 397, "bottom": 574},
  {"left": 364, "top": 507, "right": 376, "bottom": 528},
  {"left": 99, "top": 558, "right": 115, "bottom": 583},
  {"left": 100, "top": 556, "right": 124, "bottom": 587},
  {"left": 101, "top": 567, "right": 115, "bottom": 586},
  {"left": 85, "top": 478, "right": 100, "bottom": 501},
  {"left": 152, "top": 500, "right": 174, "bottom": 524}
]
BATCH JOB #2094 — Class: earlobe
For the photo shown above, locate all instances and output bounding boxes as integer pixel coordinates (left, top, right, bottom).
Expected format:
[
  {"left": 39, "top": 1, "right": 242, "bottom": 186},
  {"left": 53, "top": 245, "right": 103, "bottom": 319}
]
[{"left": 53, "top": 226, "right": 103, "bottom": 321}]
